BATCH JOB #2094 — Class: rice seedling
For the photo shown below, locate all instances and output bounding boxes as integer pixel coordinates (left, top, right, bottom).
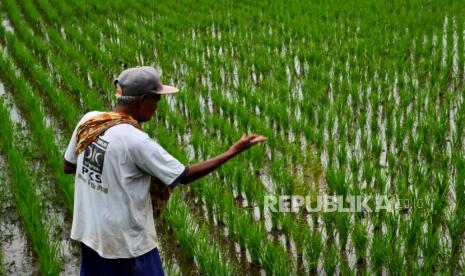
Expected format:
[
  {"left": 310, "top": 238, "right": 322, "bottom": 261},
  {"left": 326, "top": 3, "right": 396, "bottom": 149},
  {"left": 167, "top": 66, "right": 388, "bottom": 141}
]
[
  {"left": 352, "top": 219, "right": 368, "bottom": 267},
  {"left": 0, "top": 248, "right": 5, "bottom": 276},
  {"left": 323, "top": 242, "right": 338, "bottom": 276},
  {"left": 326, "top": 167, "right": 347, "bottom": 196},
  {"left": 421, "top": 224, "right": 442, "bottom": 274},
  {"left": 260, "top": 241, "right": 292, "bottom": 275},
  {"left": 245, "top": 221, "right": 266, "bottom": 266},
  {"left": 303, "top": 229, "right": 323, "bottom": 273},
  {"left": 161, "top": 255, "right": 181, "bottom": 276},
  {"left": 163, "top": 192, "right": 236, "bottom": 275},
  {"left": 335, "top": 212, "right": 350, "bottom": 252},
  {"left": 371, "top": 230, "right": 390, "bottom": 275},
  {"left": 403, "top": 208, "right": 422, "bottom": 261},
  {"left": 386, "top": 240, "right": 405, "bottom": 275}
]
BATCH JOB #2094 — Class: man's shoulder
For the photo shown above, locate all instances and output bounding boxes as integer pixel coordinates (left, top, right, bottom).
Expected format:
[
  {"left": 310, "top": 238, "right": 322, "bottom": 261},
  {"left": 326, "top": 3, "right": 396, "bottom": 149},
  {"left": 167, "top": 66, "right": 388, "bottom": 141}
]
[
  {"left": 78, "top": 111, "right": 103, "bottom": 125},
  {"left": 107, "top": 124, "right": 148, "bottom": 141}
]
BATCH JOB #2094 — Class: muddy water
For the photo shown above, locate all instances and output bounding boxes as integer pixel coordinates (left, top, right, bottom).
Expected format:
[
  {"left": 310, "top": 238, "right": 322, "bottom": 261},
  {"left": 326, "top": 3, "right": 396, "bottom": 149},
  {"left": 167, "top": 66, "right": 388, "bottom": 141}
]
[
  {"left": 155, "top": 218, "right": 199, "bottom": 275},
  {"left": 0, "top": 80, "right": 80, "bottom": 274},
  {"left": 26, "top": 149, "right": 81, "bottom": 275},
  {"left": 0, "top": 81, "right": 26, "bottom": 128},
  {"left": 0, "top": 85, "right": 32, "bottom": 274},
  {"left": 0, "top": 218, "right": 38, "bottom": 275},
  {"left": 184, "top": 191, "right": 264, "bottom": 275},
  {"left": 0, "top": 156, "right": 37, "bottom": 275},
  {"left": 1, "top": 18, "right": 14, "bottom": 33}
]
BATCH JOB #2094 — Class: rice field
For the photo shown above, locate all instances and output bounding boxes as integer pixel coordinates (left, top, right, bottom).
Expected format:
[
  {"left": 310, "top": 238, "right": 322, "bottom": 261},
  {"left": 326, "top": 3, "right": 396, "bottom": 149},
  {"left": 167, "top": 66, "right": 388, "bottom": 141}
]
[{"left": 0, "top": 0, "right": 464, "bottom": 275}]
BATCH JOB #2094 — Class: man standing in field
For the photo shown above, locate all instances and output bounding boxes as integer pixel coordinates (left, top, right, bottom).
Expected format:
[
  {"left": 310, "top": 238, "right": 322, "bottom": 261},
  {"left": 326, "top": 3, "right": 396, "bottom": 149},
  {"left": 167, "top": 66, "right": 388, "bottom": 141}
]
[{"left": 63, "top": 66, "right": 266, "bottom": 275}]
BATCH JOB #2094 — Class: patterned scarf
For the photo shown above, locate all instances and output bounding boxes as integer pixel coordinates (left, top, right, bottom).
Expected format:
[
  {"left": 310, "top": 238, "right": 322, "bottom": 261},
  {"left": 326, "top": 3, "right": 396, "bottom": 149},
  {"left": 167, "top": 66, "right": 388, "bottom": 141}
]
[
  {"left": 74, "top": 111, "right": 172, "bottom": 217},
  {"left": 75, "top": 112, "right": 140, "bottom": 155}
]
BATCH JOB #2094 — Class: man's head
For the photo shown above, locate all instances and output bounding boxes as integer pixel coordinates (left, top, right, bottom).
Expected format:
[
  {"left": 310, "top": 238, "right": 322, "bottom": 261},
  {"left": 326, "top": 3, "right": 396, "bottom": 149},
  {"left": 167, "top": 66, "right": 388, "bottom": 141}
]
[{"left": 114, "top": 66, "right": 178, "bottom": 122}]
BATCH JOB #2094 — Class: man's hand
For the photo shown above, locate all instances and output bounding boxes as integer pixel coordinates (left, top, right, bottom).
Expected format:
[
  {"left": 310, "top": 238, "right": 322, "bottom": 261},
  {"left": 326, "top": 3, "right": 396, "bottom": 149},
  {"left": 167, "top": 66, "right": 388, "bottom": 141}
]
[
  {"left": 180, "top": 133, "right": 267, "bottom": 185},
  {"left": 229, "top": 134, "right": 267, "bottom": 154}
]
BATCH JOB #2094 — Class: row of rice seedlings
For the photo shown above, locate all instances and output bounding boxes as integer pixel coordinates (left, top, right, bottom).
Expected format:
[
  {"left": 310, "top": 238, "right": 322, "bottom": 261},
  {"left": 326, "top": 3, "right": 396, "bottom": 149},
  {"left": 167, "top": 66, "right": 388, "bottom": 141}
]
[
  {"left": 142, "top": 111, "right": 280, "bottom": 272},
  {"left": 0, "top": 80, "right": 78, "bottom": 274},
  {"left": 159, "top": 101, "right": 295, "bottom": 231},
  {"left": 157, "top": 98, "right": 298, "bottom": 270},
  {"left": 33, "top": 0, "right": 112, "bottom": 69},
  {"left": 154, "top": 217, "right": 199, "bottom": 274},
  {"left": 447, "top": 153, "right": 465, "bottom": 272},
  {"left": 49, "top": 0, "right": 157, "bottom": 102},
  {"left": 0, "top": 82, "right": 38, "bottom": 274},
  {"left": 316, "top": 16, "right": 454, "bottom": 274},
  {"left": 0, "top": 251, "right": 4, "bottom": 276},
  {"left": 208, "top": 180, "right": 291, "bottom": 274},
  {"left": 0, "top": 21, "right": 83, "bottom": 267},
  {"left": 322, "top": 43, "right": 456, "bottom": 272},
  {"left": 0, "top": 24, "right": 78, "bottom": 132},
  {"left": 3, "top": 0, "right": 106, "bottom": 114},
  {"left": 162, "top": 191, "right": 236, "bottom": 276},
  {"left": 181, "top": 184, "right": 260, "bottom": 275},
  {"left": 0, "top": 97, "right": 62, "bottom": 274},
  {"left": 34, "top": 0, "right": 113, "bottom": 71},
  {"left": 17, "top": 0, "right": 114, "bottom": 107},
  {"left": 0, "top": 42, "right": 74, "bottom": 212},
  {"left": 0, "top": 159, "right": 7, "bottom": 274},
  {"left": 37, "top": 0, "right": 187, "bottom": 122},
  {"left": 10, "top": 1, "right": 98, "bottom": 108},
  {"left": 157, "top": 44, "right": 321, "bottom": 203}
]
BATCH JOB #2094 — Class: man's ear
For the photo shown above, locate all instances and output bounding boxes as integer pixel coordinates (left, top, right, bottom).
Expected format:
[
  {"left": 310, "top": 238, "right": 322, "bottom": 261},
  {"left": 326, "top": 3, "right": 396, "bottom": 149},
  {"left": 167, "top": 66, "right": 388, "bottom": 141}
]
[{"left": 139, "top": 94, "right": 149, "bottom": 104}]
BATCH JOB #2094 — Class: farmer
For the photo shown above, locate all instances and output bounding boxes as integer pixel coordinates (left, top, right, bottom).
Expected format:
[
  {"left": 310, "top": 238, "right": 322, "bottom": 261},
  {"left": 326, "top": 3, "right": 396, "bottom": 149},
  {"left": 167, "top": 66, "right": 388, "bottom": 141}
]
[{"left": 63, "top": 66, "right": 266, "bottom": 275}]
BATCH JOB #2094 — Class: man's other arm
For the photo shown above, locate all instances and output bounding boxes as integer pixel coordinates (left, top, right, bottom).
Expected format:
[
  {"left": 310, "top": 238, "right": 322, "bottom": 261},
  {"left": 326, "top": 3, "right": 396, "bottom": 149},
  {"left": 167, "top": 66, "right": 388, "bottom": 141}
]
[{"left": 64, "top": 159, "right": 77, "bottom": 174}]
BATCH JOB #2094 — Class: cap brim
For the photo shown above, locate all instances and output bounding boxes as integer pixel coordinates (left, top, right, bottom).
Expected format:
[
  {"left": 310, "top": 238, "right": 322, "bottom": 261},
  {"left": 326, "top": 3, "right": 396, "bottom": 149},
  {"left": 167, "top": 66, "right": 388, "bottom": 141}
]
[{"left": 156, "top": 85, "right": 179, "bottom": 95}]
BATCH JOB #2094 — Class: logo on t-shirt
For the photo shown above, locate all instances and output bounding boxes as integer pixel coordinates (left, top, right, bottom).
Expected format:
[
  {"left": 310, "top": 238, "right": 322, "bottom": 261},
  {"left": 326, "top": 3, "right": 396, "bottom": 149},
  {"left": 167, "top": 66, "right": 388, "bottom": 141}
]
[{"left": 82, "top": 137, "right": 108, "bottom": 186}]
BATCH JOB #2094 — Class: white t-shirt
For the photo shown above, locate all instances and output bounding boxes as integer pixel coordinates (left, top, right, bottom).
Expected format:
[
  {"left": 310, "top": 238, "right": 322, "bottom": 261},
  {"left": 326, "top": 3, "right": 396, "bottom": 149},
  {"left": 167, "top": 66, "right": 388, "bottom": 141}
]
[{"left": 64, "top": 111, "right": 186, "bottom": 258}]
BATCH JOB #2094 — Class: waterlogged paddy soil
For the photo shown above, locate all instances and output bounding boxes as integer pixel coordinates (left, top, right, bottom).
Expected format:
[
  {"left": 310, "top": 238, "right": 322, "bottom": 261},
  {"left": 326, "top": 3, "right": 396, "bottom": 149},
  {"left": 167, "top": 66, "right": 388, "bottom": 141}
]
[
  {"left": 0, "top": 80, "right": 80, "bottom": 274},
  {"left": 1, "top": 0, "right": 465, "bottom": 274},
  {"left": 0, "top": 156, "right": 36, "bottom": 275}
]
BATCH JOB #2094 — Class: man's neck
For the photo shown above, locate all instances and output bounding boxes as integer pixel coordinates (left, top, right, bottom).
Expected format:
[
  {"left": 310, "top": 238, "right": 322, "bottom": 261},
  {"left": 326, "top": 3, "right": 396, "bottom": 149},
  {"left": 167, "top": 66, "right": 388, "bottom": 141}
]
[{"left": 113, "top": 104, "right": 140, "bottom": 122}]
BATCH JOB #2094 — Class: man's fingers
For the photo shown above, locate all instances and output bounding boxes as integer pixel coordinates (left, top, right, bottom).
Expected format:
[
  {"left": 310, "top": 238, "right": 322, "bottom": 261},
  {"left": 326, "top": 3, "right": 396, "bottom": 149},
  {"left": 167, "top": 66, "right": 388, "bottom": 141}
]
[
  {"left": 238, "top": 134, "right": 267, "bottom": 148},
  {"left": 250, "top": 135, "right": 267, "bottom": 144},
  {"left": 247, "top": 134, "right": 258, "bottom": 141}
]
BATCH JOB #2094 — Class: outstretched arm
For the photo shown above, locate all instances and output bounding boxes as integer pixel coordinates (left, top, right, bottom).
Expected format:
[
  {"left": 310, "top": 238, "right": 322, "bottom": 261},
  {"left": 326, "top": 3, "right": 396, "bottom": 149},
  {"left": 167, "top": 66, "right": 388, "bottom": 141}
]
[{"left": 180, "top": 134, "right": 267, "bottom": 185}]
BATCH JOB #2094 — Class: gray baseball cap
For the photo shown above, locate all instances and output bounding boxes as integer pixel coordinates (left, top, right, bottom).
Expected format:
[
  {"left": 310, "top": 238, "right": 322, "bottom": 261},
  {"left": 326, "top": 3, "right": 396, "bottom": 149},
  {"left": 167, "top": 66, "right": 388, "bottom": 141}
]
[{"left": 115, "top": 66, "right": 179, "bottom": 96}]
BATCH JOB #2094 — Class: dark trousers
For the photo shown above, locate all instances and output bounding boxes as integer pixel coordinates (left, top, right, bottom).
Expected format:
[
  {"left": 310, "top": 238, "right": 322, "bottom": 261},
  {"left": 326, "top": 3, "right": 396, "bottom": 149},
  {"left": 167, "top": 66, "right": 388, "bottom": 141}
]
[{"left": 80, "top": 243, "right": 165, "bottom": 276}]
